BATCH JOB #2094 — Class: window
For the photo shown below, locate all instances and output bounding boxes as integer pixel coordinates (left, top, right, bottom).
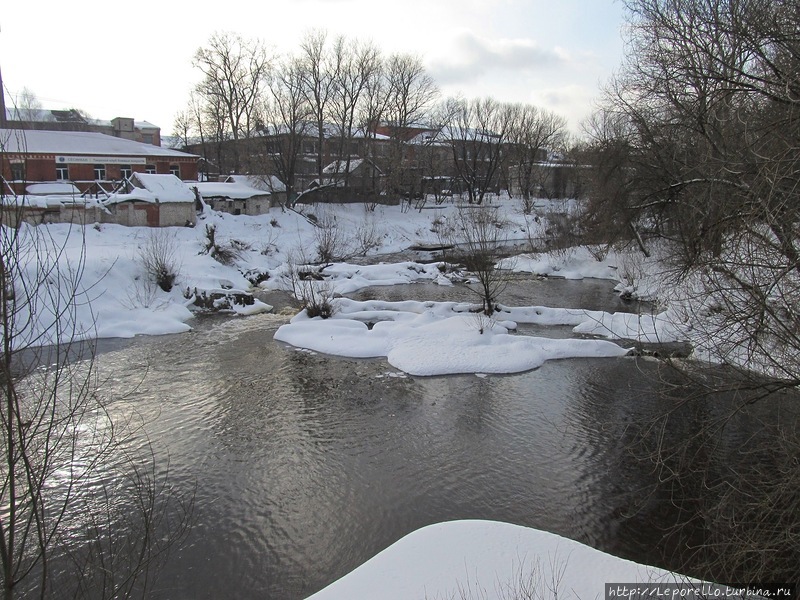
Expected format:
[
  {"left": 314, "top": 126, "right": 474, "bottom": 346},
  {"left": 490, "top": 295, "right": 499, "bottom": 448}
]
[
  {"left": 169, "top": 164, "right": 180, "bottom": 178},
  {"left": 145, "top": 164, "right": 156, "bottom": 174},
  {"left": 120, "top": 165, "right": 132, "bottom": 179},
  {"left": 141, "top": 134, "right": 154, "bottom": 145},
  {"left": 10, "top": 162, "right": 25, "bottom": 181},
  {"left": 56, "top": 164, "right": 69, "bottom": 180},
  {"left": 94, "top": 164, "right": 106, "bottom": 180}
]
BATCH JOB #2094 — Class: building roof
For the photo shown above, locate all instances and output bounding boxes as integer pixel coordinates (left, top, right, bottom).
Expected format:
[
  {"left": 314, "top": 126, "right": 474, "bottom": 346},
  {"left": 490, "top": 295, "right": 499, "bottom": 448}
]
[
  {"left": 90, "top": 118, "right": 160, "bottom": 130},
  {"left": 322, "top": 158, "right": 365, "bottom": 175},
  {"left": 225, "top": 174, "right": 286, "bottom": 192},
  {"left": 25, "top": 182, "right": 82, "bottom": 196},
  {"left": 0, "top": 128, "right": 195, "bottom": 159},
  {"left": 104, "top": 173, "right": 195, "bottom": 205},
  {"left": 194, "top": 181, "right": 270, "bottom": 200}
]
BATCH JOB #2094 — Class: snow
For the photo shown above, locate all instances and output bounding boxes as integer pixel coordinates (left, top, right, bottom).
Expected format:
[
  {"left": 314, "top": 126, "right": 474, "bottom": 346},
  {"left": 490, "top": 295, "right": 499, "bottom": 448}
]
[
  {"left": 224, "top": 174, "right": 286, "bottom": 193},
  {"left": 499, "top": 305, "right": 687, "bottom": 344},
  {"left": 194, "top": 181, "right": 270, "bottom": 200},
  {"left": 500, "top": 246, "right": 621, "bottom": 280},
  {"left": 0, "top": 127, "right": 195, "bottom": 158},
  {"left": 26, "top": 182, "right": 82, "bottom": 196},
  {"left": 4, "top": 199, "right": 694, "bottom": 353},
  {"left": 322, "top": 158, "right": 365, "bottom": 174},
  {"left": 129, "top": 173, "right": 195, "bottom": 202},
  {"left": 307, "top": 520, "right": 695, "bottom": 600},
  {"left": 275, "top": 298, "right": 631, "bottom": 376},
  {"left": 3, "top": 196, "right": 718, "bottom": 596}
]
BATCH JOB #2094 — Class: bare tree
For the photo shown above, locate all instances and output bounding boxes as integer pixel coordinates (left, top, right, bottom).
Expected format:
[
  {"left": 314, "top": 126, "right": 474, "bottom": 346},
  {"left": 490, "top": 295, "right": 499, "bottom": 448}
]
[
  {"left": 448, "top": 206, "right": 514, "bottom": 315},
  {"left": 12, "top": 88, "right": 45, "bottom": 122},
  {"left": 328, "top": 36, "right": 382, "bottom": 187},
  {"left": 192, "top": 31, "right": 274, "bottom": 174},
  {"left": 1, "top": 133, "right": 191, "bottom": 599},
  {"left": 257, "top": 57, "right": 313, "bottom": 205},
  {"left": 505, "top": 104, "right": 568, "bottom": 211},
  {"left": 297, "top": 29, "right": 339, "bottom": 183},
  {"left": 584, "top": 0, "right": 800, "bottom": 584},
  {"left": 438, "top": 97, "right": 516, "bottom": 205},
  {"left": 382, "top": 53, "right": 439, "bottom": 200}
]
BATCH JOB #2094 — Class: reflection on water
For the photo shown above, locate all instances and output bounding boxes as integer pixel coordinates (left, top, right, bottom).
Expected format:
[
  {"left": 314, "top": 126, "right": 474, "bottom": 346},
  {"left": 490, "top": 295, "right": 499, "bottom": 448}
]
[{"left": 72, "top": 279, "right": 798, "bottom": 598}]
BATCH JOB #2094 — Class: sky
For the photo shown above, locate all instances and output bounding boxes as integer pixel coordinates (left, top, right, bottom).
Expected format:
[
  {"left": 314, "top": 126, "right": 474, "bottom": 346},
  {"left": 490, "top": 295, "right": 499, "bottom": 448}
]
[{"left": 0, "top": 0, "right": 626, "bottom": 137}]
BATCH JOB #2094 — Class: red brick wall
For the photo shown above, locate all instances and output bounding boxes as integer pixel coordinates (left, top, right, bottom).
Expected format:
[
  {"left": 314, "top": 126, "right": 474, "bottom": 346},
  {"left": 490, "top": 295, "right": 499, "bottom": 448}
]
[{"left": 2, "top": 153, "right": 199, "bottom": 193}]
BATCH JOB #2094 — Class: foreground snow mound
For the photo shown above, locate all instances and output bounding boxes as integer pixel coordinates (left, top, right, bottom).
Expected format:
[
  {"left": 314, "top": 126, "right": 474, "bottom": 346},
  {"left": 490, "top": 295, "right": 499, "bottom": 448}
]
[
  {"left": 275, "top": 299, "right": 630, "bottom": 376},
  {"left": 307, "top": 520, "right": 692, "bottom": 600}
]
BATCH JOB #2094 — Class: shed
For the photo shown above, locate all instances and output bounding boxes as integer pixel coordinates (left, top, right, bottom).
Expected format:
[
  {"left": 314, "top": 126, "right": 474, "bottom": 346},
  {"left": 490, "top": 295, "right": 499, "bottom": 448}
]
[
  {"left": 104, "top": 173, "right": 195, "bottom": 227},
  {"left": 224, "top": 175, "right": 287, "bottom": 206},
  {"left": 194, "top": 181, "right": 273, "bottom": 216}
]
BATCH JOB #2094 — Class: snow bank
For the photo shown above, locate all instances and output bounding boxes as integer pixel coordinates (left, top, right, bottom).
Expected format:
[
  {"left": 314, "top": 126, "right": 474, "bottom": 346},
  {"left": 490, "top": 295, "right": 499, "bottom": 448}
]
[
  {"left": 500, "top": 305, "right": 687, "bottom": 343},
  {"left": 275, "top": 298, "right": 631, "bottom": 376},
  {"left": 307, "top": 520, "right": 693, "bottom": 600},
  {"left": 501, "top": 246, "right": 620, "bottom": 280},
  {"left": 263, "top": 261, "right": 450, "bottom": 297}
]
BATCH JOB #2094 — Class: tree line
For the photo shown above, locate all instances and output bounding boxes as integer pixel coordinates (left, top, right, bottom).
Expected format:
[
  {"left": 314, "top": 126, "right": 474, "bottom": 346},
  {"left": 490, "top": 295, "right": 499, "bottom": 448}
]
[{"left": 173, "top": 30, "right": 569, "bottom": 204}]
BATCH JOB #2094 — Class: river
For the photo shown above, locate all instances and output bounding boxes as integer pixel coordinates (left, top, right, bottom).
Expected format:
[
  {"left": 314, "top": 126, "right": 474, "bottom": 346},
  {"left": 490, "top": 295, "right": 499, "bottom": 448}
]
[{"left": 73, "top": 276, "right": 798, "bottom": 598}]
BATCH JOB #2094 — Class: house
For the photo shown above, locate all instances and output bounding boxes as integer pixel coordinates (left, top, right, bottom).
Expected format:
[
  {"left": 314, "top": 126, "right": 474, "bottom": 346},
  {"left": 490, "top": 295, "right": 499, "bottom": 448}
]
[
  {"left": 0, "top": 128, "right": 198, "bottom": 197},
  {"left": 194, "top": 180, "right": 274, "bottom": 216},
  {"left": 223, "top": 174, "right": 287, "bottom": 207},
  {"left": 319, "top": 158, "right": 383, "bottom": 191},
  {"left": 104, "top": 173, "right": 196, "bottom": 227},
  {"left": 302, "top": 158, "right": 385, "bottom": 204}
]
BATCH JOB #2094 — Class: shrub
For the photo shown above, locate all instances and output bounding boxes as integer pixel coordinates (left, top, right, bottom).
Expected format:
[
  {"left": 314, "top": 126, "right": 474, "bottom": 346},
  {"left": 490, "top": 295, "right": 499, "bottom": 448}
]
[
  {"left": 313, "top": 211, "right": 351, "bottom": 263},
  {"left": 287, "top": 250, "right": 336, "bottom": 319},
  {"left": 202, "top": 224, "right": 242, "bottom": 266},
  {"left": 140, "top": 230, "right": 180, "bottom": 292}
]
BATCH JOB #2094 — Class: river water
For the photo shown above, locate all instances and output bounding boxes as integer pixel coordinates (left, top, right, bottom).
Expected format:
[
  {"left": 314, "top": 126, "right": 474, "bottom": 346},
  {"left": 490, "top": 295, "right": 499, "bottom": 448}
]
[{"left": 81, "top": 276, "right": 796, "bottom": 599}]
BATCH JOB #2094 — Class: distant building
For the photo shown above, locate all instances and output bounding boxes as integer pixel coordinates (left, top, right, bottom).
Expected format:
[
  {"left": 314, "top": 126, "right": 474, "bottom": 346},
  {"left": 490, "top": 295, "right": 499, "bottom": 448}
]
[
  {"left": 3, "top": 108, "right": 162, "bottom": 146},
  {"left": 1, "top": 128, "right": 198, "bottom": 197}
]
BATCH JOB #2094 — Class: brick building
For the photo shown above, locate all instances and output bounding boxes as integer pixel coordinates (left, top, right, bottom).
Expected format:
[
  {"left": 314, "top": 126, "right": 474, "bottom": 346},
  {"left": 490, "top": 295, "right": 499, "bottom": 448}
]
[{"left": 1, "top": 128, "right": 197, "bottom": 196}]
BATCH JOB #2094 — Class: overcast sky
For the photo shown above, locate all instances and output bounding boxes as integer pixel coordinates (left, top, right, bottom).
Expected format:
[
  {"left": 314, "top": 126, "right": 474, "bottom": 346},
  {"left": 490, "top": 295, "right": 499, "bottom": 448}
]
[{"left": 1, "top": 0, "right": 625, "bottom": 136}]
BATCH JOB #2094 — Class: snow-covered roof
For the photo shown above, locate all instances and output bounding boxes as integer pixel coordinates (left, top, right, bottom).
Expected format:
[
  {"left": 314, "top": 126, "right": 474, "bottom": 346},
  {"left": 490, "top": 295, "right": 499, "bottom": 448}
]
[
  {"left": 105, "top": 173, "right": 195, "bottom": 205},
  {"left": 1, "top": 194, "right": 60, "bottom": 208},
  {"left": 225, "top": 174, "right": 285, "bottom": 193},
  {"left": 257, "top": 122, "right": 390, "bottom": 141},
  {"left": 322, "top": 158, "right": 365, "bottom": 175},
  {"left": 26, "top": 182, "right": 82, "bottom": 196},
  {"left": 1, "top": 194, "right": 101, "bottom": 209},
  {"left": 194, "top": 181, "right": 270, "bottom": 200},
  {"left": 0, "top": 128, "right": 195, "bottom": 158},
  {"left": 407, "top": 126, "right": 500, "bottom": 145}
]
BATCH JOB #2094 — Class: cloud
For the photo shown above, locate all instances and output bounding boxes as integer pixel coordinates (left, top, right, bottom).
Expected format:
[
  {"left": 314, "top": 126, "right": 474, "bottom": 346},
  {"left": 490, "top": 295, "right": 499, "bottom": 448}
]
[
  {"left": 427, "top": 31, "right": 573, "bottom": 86},
  {"left": 526, "top": 84, "right": 601, "bottom": 133}
]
